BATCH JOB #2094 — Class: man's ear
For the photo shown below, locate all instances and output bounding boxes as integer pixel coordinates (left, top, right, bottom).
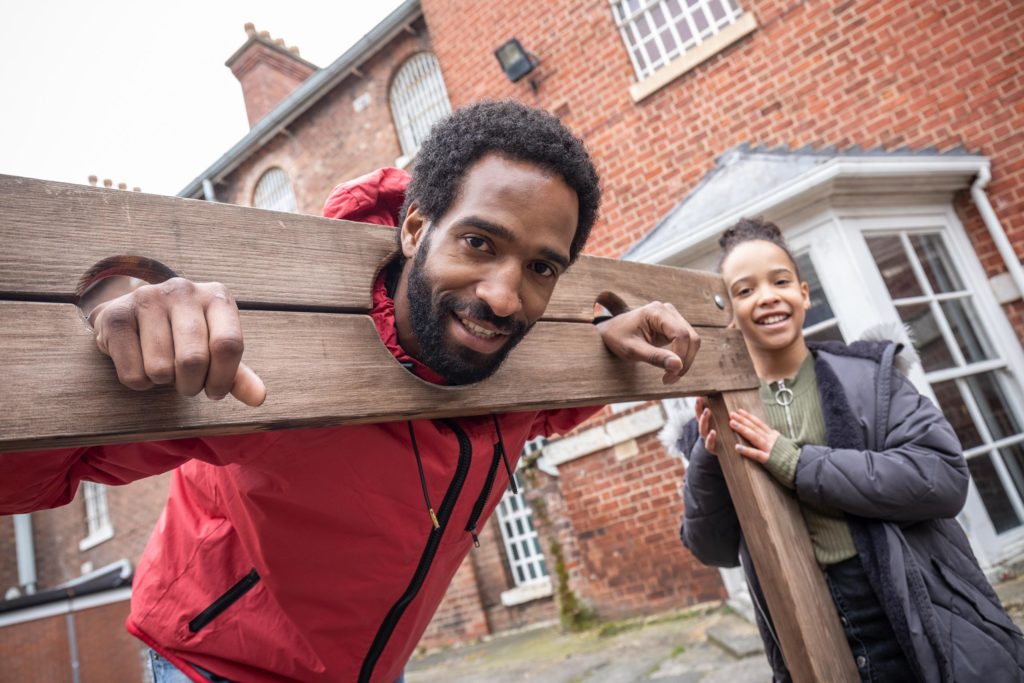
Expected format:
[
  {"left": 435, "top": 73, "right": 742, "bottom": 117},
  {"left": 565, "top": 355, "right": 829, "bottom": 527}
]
[{"left": 400, "top": 204, "right": 429, "bottom": 258}]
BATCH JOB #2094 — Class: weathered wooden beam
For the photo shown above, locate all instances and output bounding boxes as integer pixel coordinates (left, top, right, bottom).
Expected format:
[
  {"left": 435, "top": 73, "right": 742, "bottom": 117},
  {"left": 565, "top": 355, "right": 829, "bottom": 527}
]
[
  {"left": 0, "top": 175, "right": 732, "bottom": 326},
  {"left": 0, "top": 302, "right": 755, "bottom": 452},
  {"left": 708, "top": 390, "right": 859, "bottom": 683}
]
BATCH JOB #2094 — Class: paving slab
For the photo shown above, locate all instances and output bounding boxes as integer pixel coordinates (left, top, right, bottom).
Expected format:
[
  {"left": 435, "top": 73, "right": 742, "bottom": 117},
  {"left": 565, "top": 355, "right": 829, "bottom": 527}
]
[{"left": 406, "top": 607, "right": 772, "bottom": 683}]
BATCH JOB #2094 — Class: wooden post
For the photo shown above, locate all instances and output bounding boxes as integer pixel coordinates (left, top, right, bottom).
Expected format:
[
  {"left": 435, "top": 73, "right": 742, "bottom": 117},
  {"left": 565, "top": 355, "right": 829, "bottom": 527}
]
[
  {"left": 0, "top": 174, "right": 857, "bottom": 681},
  {"left": 708, "top": 391, "right": 860, "bottom": 682}
]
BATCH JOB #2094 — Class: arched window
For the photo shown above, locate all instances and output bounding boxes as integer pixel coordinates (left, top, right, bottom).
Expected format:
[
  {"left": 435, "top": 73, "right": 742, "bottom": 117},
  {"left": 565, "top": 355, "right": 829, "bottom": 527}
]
[
  {"left": 252, "top": 167, "right": 296, "bottom": 213},
  {"left": 389, "top": 52, "right": 452, "bottom": 159}
]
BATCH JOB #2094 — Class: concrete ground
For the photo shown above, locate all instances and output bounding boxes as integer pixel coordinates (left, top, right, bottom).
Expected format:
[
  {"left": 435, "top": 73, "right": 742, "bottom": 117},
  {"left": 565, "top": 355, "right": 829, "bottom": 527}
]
[{"left": 406, "top": 574, "right": 1024, "bottom": 683}]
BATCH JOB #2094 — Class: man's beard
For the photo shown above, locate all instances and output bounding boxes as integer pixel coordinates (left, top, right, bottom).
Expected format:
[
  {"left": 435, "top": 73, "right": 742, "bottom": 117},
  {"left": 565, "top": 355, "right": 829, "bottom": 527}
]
[{"left": 406, "top": 252, "right": 531, "bottom": 385}]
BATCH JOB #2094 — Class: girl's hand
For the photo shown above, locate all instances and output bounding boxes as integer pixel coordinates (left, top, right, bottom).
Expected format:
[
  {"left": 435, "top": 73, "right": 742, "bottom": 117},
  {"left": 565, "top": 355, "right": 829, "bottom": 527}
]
[
  {"left": 695, "top": 396, "right": 720, "bottom": 456},
  {"left": 728, "top": 409, "right": 780, "bottom": 464}
]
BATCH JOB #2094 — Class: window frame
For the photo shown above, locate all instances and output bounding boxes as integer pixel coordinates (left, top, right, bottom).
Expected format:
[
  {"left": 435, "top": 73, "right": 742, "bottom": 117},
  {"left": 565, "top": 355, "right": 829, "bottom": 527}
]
[
  {"left": 389, "top": 52, "right": 452, "bottom": 161},
  {"left": 252, "top": 167, "right": 297, "bottom": 213},
  {"left": 79, "top": 482, "right": 114, "bottom": 551}
]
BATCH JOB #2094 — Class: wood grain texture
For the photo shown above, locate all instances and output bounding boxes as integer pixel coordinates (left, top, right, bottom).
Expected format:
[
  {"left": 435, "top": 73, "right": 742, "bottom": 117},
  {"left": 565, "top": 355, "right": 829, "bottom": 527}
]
[
  {"left": 0, "top": 174, "right": 732, "bottom": 325},
  {"left": 707, "top": 390, "right": 859, "bottom": 683},
  {"left": 0, "top": 302, "right": 756, "bottom": 452}
]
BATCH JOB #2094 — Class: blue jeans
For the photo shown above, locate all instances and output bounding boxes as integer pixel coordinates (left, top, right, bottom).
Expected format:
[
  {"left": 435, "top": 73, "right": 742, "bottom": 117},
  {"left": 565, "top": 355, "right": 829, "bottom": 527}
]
[
  {"left": 149, "top": 649, "right": 231, "bottom": 682},
  {"left": 825, "top": 557, "right": 916, "bottom": 683},
  {"left": 149, "top": 648, "right": 406, "bottom": 683}
]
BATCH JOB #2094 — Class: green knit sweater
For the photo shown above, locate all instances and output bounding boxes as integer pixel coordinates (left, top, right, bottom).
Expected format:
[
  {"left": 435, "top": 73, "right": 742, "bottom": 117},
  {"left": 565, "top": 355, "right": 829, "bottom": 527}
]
[{"left": 760, "top": 353, "right": 857, "bottom": 566}]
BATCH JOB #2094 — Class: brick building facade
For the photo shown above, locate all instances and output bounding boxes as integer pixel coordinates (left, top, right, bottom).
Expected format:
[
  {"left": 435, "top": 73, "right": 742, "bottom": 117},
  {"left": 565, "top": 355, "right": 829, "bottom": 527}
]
[{"left": 3, "top": 0, "right": 1023, "bottom": 678}]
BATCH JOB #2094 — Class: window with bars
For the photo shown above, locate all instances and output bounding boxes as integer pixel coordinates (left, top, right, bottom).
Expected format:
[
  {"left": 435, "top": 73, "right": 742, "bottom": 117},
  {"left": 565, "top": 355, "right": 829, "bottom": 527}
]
[
  {"left": 252, "top": 167, "right": 297, "bottom": 213},
  {"left": 865, "top": 232, "right": 1024, "bottom": 534},
  {"left": 495, "top": 471, "right": 549, "bottom": 586},
  {"left": 611, "top": 0, "right": 745, "bottom": 80},
  {"left": 389, "top": 53, "right": 452, "bottom": 159},
  {"left": 79, "top": 481, "right": 114, "bottom": 550}
]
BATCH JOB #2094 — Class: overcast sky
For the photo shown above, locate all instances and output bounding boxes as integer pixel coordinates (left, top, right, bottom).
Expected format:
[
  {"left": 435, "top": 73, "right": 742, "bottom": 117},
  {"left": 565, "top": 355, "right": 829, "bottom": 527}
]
[{"left": 0, "top": 0, "right": 405, "bottom": 196}]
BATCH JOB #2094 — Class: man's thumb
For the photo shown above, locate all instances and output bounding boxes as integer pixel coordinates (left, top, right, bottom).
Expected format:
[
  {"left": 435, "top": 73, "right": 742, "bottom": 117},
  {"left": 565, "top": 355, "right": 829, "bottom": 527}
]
[{"left": 230, "top": 362, "right": 267, "bottom": 407}]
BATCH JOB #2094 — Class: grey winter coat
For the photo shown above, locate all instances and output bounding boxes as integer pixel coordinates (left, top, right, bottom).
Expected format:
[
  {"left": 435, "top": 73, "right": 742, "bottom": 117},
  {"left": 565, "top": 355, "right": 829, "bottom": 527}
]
[{"left": 679, "top": 340, "right": 1024, "bottom": 682}]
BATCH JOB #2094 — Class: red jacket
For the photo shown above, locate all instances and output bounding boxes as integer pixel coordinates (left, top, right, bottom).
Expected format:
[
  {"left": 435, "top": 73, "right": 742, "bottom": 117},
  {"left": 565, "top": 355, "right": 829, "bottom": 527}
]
[{"left": 0, "top": 168, "right": 597, "bottom": 683}]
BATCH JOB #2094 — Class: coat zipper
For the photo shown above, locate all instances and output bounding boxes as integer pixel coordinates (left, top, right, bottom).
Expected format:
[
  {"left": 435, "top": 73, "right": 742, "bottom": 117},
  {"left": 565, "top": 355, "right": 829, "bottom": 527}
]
[
  {"left": 187, "top": 568, "right": 260, "bottom": 633},
  {"left": 358, "top": 419, "right": 472, "bottom": 683},
  {"left": 465, "top": 441, "right": 505, "bottom": 547}
]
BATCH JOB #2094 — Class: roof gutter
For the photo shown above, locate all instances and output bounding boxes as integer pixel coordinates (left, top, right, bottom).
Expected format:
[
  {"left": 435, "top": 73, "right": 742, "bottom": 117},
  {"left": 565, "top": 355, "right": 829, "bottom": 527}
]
[
  {"left": 971, "top": 165, "right": 1024, "bottom": 301},
  {"left": 179, "top": 0, "right": 422, "bottom": 199}
]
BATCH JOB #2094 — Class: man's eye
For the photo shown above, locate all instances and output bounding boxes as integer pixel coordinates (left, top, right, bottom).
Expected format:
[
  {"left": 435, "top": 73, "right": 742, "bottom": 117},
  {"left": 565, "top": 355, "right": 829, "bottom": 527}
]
[
  {"left": 531, "top": 262, "right": 556, "bottom": 278},
  {"left": 464, "top": 235, "right": 489, "bottom": 250}
]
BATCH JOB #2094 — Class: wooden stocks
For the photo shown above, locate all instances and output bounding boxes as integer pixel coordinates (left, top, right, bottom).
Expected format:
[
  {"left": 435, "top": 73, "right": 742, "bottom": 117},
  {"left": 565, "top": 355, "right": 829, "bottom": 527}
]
[{"left": 0, "top": 173, "right": 856, "bottom": 681}]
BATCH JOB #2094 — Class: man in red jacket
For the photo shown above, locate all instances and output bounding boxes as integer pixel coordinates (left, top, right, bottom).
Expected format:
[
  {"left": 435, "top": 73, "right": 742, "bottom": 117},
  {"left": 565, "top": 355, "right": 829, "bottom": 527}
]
[{"left": 3, "top": 101, "right": 699, "bottom": 683}]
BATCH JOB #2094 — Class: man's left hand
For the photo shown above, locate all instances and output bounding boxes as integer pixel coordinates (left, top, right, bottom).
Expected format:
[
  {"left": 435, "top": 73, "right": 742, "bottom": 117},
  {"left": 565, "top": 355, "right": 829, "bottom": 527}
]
[{"left": 596, "top": 302, "right": 700, "bottom": 384}]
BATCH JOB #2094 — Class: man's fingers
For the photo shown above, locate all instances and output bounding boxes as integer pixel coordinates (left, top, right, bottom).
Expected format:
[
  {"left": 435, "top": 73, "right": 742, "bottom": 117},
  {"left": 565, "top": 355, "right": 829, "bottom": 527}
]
[
  {"left": 203, "top": 288, "right": 245, "bottom": 400},
  {"left": 95, "top": 301, "right": 153, "bottom": 391},
  {"left": 136, "top": 298, "right": 175, "bottom": 386},
  {"left": 169, "top": 301, "right": 210, "bottom": 397},
  {"left": 229, "top": 362, "right": 267, "bottom": 407},
  {"left": 706, "top": 429, "right": 718, "bottom": 455}
]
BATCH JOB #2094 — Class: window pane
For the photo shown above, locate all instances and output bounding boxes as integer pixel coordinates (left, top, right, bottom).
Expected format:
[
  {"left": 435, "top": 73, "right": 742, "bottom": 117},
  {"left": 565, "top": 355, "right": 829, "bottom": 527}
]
[
  {"left": 941, "top": 299, "right": 994, "bottom": 364},
  {"left": 709, "top": 0, "right": 727, "bottom": 21},
  {"left": 999, "top": 443, "right": 1024, "bottom": 507},
  {"left": 968, "top": 454, "right": 1021, "bottom": 533},
  {"left": 516, "top": 566, "right": 525, "bottom": 583},
  {"left": 965, "top": 373, "right": 1023, "bottom": 441},
  {"left": 659, "top": 28, "right": 678, "bottom": 55},
  {"left": 932, "top": 380, "right": 983, "bottom": 449},
  {"left": 796, "top": 254, "right": 836, "bottom": 328},
  {"left": 253, "top": 168, "right": 296, "bottom": 213},
  {"left": 910, "top": 234, "right": 964, "bottom": 294},
  {"left": 636, "top": 14, "right": 651, "bottom": 37},
  {"left": 897, "top": 303, "right": 954, "bottom": 372},
  {"left": 866, "top": 235, "right": 923, "bottom": 299},
  {"left": 650, "top": 4, "right": 666, "bottom": 27}
]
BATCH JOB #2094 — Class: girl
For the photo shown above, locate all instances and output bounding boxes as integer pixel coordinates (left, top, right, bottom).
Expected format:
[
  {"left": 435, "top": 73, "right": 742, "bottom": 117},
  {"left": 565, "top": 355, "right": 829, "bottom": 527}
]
[{"left": 677, "top": 217, "right": 1024, "bottom": 682}]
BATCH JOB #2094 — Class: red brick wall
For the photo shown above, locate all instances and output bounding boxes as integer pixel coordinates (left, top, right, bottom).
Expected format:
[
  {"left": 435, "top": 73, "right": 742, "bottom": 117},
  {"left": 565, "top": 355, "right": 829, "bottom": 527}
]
[
  {"left": 75, "top": 600, "right": 147, "bottom": 682},
  {"left": 421, "top": 0, "right": 1024, "bottom": 338},
  {"left": 217, "top": 18, "right": 436, "bottom": 217},
  {"left": 0, "top": 613, "right": 71, "bottom": 682},
  {"left": 533, "top": 429, "right": 726, "bottom": 620},
  {"left": 0, "top": 599, "right": 144, "bottom": 683},
  {"left": 418, "top": 550, "right": 489, "bottom": 649}
]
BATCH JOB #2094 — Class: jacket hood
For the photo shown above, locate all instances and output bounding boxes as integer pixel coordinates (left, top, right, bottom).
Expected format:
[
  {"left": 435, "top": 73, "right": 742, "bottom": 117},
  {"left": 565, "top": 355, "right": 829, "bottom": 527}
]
[{"left": 322, "top": 167, "right": 411, "bottom": 226}]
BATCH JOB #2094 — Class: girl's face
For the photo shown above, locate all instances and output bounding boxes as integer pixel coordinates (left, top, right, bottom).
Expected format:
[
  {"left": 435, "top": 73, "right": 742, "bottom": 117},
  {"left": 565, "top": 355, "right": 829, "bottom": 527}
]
[{"left": 721, "top": 240, "right": 810, "bottom": 354}]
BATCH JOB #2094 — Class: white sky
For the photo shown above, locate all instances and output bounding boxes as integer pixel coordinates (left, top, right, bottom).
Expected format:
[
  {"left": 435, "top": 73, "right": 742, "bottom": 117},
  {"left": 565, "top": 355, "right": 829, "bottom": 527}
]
[{"left": 0, "top": 0, "right": 406, "bottom": 196}]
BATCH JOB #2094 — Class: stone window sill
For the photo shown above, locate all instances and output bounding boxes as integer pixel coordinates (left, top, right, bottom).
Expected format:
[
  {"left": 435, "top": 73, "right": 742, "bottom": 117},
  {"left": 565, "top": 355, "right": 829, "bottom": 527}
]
[
  {"left": 500, "top": 577, "right": 553, "bottom": 606},
  {"left": 630, "top": 12, "right": 758, "bottom": 103},
  {"left": 79, "top": 525, "right": 114, "bottom": 552}
]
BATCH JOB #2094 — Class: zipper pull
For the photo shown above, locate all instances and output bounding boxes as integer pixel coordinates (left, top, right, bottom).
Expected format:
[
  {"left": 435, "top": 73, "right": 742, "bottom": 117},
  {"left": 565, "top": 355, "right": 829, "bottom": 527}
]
[
  {"left": 467, "top": 524, "right": 480, "bottom": 547},
  {"left": 773, "top": 379, "right": 796, "bottom": 439},
  {"left": 428, "top": 508, "right": 440, "bottom": 530}
]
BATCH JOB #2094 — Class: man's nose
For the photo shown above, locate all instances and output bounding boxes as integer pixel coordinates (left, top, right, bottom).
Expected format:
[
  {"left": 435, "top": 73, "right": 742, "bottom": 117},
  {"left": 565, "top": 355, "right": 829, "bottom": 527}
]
[{"left": 475, "top": 264, "right": 523, "bottom": 319}]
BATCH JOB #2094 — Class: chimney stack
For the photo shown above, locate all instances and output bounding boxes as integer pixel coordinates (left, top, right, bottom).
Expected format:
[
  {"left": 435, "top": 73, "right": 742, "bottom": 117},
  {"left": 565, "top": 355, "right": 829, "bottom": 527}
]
[{"left": 225, "top": 23, "right": 319, "bottom": 128}]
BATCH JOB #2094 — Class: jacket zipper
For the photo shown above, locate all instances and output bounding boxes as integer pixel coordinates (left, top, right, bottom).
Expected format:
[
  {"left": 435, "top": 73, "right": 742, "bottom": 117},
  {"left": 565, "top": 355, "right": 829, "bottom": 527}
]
[
  {"left": 773, "top": 379, "right": 796, "bottom": 438},
  {"left": 465, "top": 441, "right": 505, "bottom": 547},
  {"left": 358, "top": 419, "right": 472, "bottom": 683},
  {"left": 187, "top": 568, "right": 260, "bottom": 633}
]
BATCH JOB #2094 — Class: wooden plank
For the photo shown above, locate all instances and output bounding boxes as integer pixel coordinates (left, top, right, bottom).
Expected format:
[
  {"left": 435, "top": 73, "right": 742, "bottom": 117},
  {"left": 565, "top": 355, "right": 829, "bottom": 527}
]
[
  {"left": 707, "top": 390, "right": 859, "bottom": 683},
  {"left": 0, "top": 302, "right": 756, "bottom": 452},
  {"left": 0, "top": 174, "right": 732, "bottom": 327}
]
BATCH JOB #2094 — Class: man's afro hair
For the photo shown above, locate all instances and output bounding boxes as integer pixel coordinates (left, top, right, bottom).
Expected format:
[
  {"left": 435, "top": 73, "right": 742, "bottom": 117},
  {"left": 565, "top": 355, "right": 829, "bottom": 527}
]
[{"left": 404, "top": 100, "right": 601, "bottom": 263}]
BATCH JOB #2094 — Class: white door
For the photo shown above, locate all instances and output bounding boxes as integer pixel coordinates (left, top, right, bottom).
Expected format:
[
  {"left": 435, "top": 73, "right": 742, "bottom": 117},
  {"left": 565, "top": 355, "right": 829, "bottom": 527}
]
[{"left": 788, "top": 207, "right": 1024, "bottom": 566}]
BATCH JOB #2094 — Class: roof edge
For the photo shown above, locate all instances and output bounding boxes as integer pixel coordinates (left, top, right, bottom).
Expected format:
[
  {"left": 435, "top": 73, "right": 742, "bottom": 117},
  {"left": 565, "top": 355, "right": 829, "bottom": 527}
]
[
  {"left": 179, "top": 0, "right": 422, "bottom": 198},
  {"left": 624, "top": 153, "right": 990, "bottom": 264}
]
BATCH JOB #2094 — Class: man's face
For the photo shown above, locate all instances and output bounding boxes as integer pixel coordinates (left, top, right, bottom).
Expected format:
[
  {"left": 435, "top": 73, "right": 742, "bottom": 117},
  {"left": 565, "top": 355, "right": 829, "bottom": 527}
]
[{"left": 395, "top": 154, "right": 579, "bottom": 385}]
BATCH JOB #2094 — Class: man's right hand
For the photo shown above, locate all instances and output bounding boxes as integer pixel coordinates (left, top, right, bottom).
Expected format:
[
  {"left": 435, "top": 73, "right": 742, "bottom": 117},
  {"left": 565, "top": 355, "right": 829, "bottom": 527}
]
[{"left": 89, "top": 278, "right": 266, "bottom": 406}]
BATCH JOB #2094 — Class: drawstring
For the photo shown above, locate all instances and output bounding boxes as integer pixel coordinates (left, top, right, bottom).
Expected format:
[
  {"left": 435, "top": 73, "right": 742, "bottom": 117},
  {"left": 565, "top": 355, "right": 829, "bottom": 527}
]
[
  {"left": 407, "top": 421, "right": 440, "bottom": 529},
  {"left": 491, "top": 415, "right": 518, "bottom": 495}
]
